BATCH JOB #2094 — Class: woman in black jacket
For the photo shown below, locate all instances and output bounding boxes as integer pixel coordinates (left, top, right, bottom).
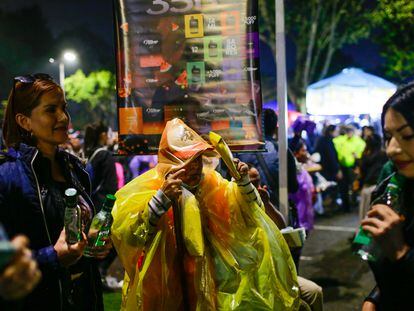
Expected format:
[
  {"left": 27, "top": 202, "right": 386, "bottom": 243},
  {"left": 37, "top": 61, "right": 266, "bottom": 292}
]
[
  {"left": 83, "top": 122, "right": 118, "bottom": 290},
  {"left": 362, "top": 82, "right": 414, "bottom": 310},
  {"left": 84, "top": 122, "right": 117, "bottom": 209},
  {"left": 0, "top": 74, "right": 109, "bottom": 310}
]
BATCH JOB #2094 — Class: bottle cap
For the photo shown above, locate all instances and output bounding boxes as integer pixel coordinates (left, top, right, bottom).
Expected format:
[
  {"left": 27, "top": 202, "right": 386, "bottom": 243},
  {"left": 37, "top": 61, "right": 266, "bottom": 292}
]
[
  {"left": 103, "top": 194, "right": 116, "bottom": 211},
  {"left": 64, "top": 188, "right": 78, "bottom": 207}
]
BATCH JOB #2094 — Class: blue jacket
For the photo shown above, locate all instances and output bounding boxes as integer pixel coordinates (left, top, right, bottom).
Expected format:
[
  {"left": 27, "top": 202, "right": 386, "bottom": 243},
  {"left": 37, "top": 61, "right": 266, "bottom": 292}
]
[{"left": 0, "top": 144, "right": 103, "bottom": 310}]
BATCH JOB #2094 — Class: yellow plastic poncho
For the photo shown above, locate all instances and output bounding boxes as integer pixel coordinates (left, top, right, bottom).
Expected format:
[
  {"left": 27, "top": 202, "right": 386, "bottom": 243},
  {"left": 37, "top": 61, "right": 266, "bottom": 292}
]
[{"left": 112, "top": 119, "right": 300, "bottom": 311}]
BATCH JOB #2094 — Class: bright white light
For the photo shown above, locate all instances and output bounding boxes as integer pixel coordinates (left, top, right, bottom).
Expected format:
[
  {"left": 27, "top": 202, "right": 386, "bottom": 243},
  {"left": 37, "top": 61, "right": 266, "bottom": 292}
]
[
  {"left": 63, "top": 51, "right": 77, "bottom": 62},
  {"left": 49, "top": 58, "right": 55, "bottom": 63}
]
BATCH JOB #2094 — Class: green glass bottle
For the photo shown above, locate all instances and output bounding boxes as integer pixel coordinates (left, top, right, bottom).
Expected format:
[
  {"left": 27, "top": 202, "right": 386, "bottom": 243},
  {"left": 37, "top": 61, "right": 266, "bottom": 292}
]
[
  {"left": 353, "top": 173, "right": 405, "bottom": 261},
  {"left": 64, "top": 188, "right": 82, "bottom": 244},
  {"left": 84, "top": 194, "right": 116, "bottom": 257}
]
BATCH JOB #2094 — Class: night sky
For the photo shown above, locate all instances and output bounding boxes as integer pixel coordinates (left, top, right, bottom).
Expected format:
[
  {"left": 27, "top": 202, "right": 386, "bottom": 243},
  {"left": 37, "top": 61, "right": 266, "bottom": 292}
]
[
  {"left": 0, "top": 0, "right": 382, "bottom": 82},
  {"left": 0, "top": 0, "right": 114, "bottom": 45}
]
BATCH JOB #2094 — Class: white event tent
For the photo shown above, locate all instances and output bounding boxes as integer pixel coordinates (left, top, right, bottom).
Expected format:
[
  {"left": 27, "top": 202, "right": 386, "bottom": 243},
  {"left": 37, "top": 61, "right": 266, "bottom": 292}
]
[{"left": 306, "top": 68, "right": 397, "bottom": 116}]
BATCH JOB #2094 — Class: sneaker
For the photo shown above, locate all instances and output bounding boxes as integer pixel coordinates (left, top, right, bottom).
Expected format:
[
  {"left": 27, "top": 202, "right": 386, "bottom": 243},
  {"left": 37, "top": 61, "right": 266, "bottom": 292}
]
[{"left": 102, "top": 275, "right": 122, "bottom": 291}]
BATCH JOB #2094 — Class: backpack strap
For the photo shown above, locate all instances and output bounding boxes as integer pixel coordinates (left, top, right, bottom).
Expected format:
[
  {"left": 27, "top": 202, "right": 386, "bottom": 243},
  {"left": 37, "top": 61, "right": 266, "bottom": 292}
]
[
  {"left": 88, "top": 147, "right": 107, "bottom": 163},
  {"left": 87, "top": 147, "right": 107, "bottom": 196}
]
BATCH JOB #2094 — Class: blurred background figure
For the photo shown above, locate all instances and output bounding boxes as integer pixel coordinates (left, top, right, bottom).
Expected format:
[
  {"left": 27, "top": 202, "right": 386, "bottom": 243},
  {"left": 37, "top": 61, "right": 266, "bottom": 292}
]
[
  {"left": 84, "top": 121, "right": 117, "bottom": 207},
  {"left": 129, "top": 155, "right": 158, "bottom": 179},
  {"left": 333, "top": 126, "right": 366, "bottom": 212},
  {"left": 314, "top": 125, "right": 341, "bottom": 184},
  {"left": 289, "top": 139, "right": 316, "bottom": 234},
  {"left": 239, "top": 108, "right": 298, "bottom": 208},
  {"left": 84, "top": 121, "right": 119, "bottom": 290},
  {"left": 361, "top": 125, "right": 375, "bottom": 141},
  {"left": 357, "top": 134, "right": 387, "bottom": 221}
]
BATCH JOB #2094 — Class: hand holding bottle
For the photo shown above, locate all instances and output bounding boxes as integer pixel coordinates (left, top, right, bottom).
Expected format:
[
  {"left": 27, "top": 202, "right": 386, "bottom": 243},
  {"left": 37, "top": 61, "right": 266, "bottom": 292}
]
[
  {"left": 54, "top": 228, "right": 86, "bottom": 267},
  {"left": 361, "top": 204, "right": 409, "bottom": 261},
  {"left": 89, "top": 238, "right": 113, "bottom": 260}
]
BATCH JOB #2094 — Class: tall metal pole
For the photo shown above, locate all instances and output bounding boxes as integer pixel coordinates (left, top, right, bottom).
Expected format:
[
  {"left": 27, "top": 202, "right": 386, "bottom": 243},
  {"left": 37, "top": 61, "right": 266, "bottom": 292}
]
[
  {"left": 275, "top": 0, "right": 289, "bottom": 221},
  {"left": 59, "top": 62, "right": 65, "bottom": 92}
]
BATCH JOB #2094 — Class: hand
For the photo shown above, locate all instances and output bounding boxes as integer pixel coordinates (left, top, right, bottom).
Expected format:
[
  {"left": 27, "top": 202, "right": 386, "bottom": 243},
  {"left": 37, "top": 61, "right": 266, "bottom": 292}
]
[
  {"left": 54, "top": 229, "right": 86, "bottom": 267},
  {"left": 161, "top": 168, "right": 185, "bottom": 201},
  {"left": 233, "top": 158, "right": 249, "bottom": 177},
  {"left": 361, "top": 204, "right": 410, "bottom": 261},
  {"left": 90, "top": 238, "right": 113, "bottom": 260},
  {"left": 0, "top": 236, "right": 41, "bottom": 300},
  {"left": 362, "top": 300, "right": 376, "bottom": 311},
  {"left": 257, "top": 185, "right": 271, "bottom": 204}
]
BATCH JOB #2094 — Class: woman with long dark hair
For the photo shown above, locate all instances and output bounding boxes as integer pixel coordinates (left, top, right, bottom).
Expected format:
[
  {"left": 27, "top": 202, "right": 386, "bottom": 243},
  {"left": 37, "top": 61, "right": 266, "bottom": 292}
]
[
  {"left": 0, "top": 74, "right": 107, "bottom": 310},
  {"left": 362, "top": 82, "right": 414, "bottom": 310}
]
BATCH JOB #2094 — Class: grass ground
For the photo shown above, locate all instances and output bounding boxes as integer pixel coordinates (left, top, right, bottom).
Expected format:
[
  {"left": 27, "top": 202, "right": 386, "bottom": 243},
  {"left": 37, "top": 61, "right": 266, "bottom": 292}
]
[{"left": 103, "top": 292, "right": 122, "bottom": 311}]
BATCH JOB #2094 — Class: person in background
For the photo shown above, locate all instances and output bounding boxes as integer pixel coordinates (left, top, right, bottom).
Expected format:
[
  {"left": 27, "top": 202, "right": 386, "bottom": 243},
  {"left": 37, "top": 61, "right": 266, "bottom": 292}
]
[
  {"left": 238, "top": 108, "right": 298, "bottom": 207},
  {"left": 362, "top": 83, "right": 414, "bottom": 310},
  {"left": 0, "top": 235, "right": 41, "bottom": 301},
  {"left": 84, "top": 121, "right": 117, "bottom": 207},
  {"left": 0, "top": 73, "right": 106, "bottom": 310},
  {"left": 357, "top": 134, "right": 387, "bottom": 221},
  {"left": 129, "top": 155, "right": 158, "bottom": 179},
  {"left": 66, "top": 129, "right": 85, "bottom": 159},
  {"left": 333, "top": 126, "right": 366, "bottom": 212},
  {"left": 248, "top": 164, "right": 324, "bottom": 311},
  {"left": 314, "top": 125, "right": 341, "bottom": 214},
  {"left": 84, "top": 121, "right": 119, "bottom": 290},
  {"left": 314, "top": 125, "right": 341, "bottom": 183},
  {"left": 361, "top": 125, "right": 375, "bottom": 141},
  {"left": 289, "top": 139, "right": 316, "bottom": 233}
]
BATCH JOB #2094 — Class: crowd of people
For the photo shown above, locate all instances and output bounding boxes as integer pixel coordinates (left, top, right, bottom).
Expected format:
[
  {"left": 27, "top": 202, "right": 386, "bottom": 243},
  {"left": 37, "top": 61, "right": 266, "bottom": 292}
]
[{"left": 0, "top": 72, "right": 413, "bottom": 311}]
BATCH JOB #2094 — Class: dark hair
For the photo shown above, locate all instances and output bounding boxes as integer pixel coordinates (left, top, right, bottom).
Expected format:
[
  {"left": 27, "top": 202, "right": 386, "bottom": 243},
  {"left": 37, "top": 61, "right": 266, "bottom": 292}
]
[
  {"left": 323, "top": 124, "right": 336, "bottom": 137},
  {"left": 84, "top": 121, "right": 108, "bottom": 158},
  {"left": 363, "top": 134, "right": 382, "bottom": 155},
  {"left": 382, "top": 82, "right": 414, "bottom": 133},
  {"left": 2, "top": 78, "right": 63, "bottom": 148},
  {"left": 263, "top": 108, "right": 278, "bottom": 137},
  {"left": 290, "top": 138, "right": 305, "bottom": 153}
]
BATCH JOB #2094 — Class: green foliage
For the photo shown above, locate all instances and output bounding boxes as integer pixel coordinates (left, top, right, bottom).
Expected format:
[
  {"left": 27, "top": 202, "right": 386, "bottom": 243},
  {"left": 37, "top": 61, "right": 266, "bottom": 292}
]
[
  {"left": 374, "top": 0, "right": 414, "bottom": 81},
  {"left": 259, "top": 0, "right": 377, "bottom": 108},
  {"left": 64, "top": 69, "right": 116, "bottom": 128}
]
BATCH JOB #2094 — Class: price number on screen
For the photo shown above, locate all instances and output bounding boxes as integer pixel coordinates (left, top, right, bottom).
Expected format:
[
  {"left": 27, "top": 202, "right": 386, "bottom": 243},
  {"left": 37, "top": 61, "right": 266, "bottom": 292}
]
[{"left": 147, "top": 0, "right": 219, "bottom": 15}]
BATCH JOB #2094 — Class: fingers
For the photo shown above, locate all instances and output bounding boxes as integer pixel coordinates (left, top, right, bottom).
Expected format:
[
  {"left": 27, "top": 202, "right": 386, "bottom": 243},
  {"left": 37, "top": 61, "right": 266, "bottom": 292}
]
[
  {"left": 361, "top": 204, "right": 403, "bottom": 238},
  {"left": 166, "top": 168, "right": 186, "bottom": 180},
  {"left": 0, "top": 249, "right": 41, "bottom": 300},
  {"left": 367, "top": 204, "right": 396, "bottom": 220},
  {"left": 233, "top": 158, "right": 248, "bottom": 175},
  {"left": 10, "top": 235, "right": 29, "bottom": 251}
]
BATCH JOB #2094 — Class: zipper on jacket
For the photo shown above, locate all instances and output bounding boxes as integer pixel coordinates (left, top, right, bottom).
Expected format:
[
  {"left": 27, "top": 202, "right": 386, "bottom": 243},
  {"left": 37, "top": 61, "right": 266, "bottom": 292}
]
[{"left": 30, "top": 150, "right": 63, "bottom": 311}]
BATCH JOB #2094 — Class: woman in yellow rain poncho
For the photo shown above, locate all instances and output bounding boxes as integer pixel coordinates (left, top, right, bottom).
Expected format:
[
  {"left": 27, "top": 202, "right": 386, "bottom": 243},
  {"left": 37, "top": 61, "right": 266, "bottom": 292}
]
[{"left": 111, "top": 118, "right": 300, "bottom": 310}]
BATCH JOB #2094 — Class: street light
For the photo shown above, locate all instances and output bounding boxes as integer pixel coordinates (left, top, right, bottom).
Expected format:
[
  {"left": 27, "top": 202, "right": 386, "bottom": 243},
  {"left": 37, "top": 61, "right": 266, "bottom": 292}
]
[{"left": 49, "top": 50, "right": 77, "bottom": 91}]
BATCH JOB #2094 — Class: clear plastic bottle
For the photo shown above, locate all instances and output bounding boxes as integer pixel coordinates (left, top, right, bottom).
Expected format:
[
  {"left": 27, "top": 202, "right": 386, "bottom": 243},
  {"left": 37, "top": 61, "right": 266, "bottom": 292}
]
[
  {"left": 353, "top": 173, "right": 405, "bottom": 261},
  {"left": 64, "top": 188, "right": 82, "bottom": 244},
  {"left": 84, "top": 194, "right": 116, "bottom": 257}
]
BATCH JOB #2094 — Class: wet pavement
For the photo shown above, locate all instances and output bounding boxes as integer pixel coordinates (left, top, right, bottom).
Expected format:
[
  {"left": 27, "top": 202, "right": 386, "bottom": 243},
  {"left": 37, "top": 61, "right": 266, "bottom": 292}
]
[{"left": 299, "top": 210, "right": 375, "bottom": 311}]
